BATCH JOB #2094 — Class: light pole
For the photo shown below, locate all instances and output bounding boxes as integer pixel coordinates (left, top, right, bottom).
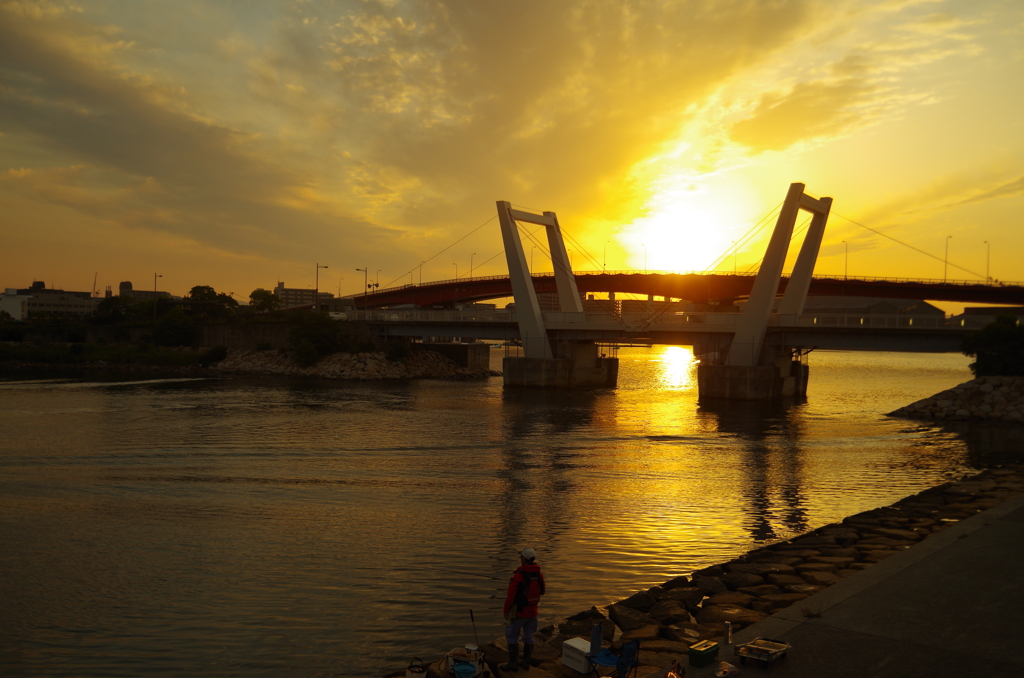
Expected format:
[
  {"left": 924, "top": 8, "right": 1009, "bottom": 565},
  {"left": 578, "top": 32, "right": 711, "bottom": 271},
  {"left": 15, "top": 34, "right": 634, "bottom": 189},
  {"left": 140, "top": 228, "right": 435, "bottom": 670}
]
[
  {"left": 153, "top": 272, "right": 162, "bottom": 319},
  {"left": 642, "top": 243, "right": 647, "bottom": 273},
  {"left": 842, "top": 241, "right": 848, "bottom": 279},
  {"left": 419, "top": 261, "right": 425, "bottom": 286},
  {"left": 356, "top": 268, "right": 367, "bottom": 307},
  {"left": 315, "top": 263, "right": 328, "bottom": 312},
  {"left": 732, "top": 241, "right": 737, "bottom": 274},
  {"left": 984, "top": 240, "right": 990, "bottom": 282},
  {"left": 470, "top": 253, "right": 475, "bottom": 279},
  {"left": 944, "top": 235, "right": 952, "bottom": 282},
  {"left": 453, "top": 262, "right": 458, "bottom": 280},
  {"left": 376, "top": 270, "right": 381, "bottom": 289},
  {"left": 603, "top": 241, "right": 608, "bottom": 272}
]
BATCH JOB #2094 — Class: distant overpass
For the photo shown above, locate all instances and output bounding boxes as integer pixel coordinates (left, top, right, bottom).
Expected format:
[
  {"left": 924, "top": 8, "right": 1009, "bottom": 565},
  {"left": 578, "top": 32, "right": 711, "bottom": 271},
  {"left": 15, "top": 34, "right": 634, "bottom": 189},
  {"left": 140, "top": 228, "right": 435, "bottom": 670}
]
[{"left": 346, "top": 271, "right": 1024, "bottom": 309}]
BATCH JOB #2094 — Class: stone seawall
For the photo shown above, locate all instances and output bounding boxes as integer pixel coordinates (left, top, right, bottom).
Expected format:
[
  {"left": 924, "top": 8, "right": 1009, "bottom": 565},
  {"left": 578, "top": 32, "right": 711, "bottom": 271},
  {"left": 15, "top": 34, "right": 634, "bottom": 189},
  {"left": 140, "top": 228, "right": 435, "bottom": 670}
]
[
  {"left": 393, "top": 466, "right": 1024, "bottom": 678},
  {"left": 889, "top": 376, "right": 1024, "bottom": 422},
  {"left": 213, "top": 348, "right": 499, "bottom": 380}
]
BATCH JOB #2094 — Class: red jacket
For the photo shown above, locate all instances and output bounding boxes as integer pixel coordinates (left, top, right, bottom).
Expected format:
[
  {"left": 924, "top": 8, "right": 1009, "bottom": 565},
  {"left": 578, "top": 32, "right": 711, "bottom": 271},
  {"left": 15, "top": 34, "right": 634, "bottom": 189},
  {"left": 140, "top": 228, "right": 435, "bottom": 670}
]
[{"left": 503, "top": 563, "right": 545, "bottom": 619}]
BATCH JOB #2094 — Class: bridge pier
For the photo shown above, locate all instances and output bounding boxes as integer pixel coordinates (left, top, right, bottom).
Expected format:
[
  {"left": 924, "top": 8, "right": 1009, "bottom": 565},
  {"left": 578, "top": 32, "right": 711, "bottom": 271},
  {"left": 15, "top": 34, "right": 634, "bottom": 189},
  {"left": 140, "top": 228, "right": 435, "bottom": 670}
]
[
  {"left": 697, "top": 349, "right": 808, "bottom": 400},
  {"left": 503, "top": 340, "right": 618, "bottom": 388}
]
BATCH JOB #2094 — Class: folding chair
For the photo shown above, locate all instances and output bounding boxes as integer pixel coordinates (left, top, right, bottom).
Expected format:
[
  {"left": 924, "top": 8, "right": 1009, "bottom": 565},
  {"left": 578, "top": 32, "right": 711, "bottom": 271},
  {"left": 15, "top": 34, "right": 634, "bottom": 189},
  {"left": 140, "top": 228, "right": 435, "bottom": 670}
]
[{"left": 587, "top": 638, "right": 640, "bottom": 678}]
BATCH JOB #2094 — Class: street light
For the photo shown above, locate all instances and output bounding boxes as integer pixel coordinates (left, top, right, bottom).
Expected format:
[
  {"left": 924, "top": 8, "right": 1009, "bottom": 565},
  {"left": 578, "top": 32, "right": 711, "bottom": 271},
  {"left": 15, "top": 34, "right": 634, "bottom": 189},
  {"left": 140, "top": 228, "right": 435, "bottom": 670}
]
[
  {"left": 419, "top": 261, "right": 425, "bottom": 286},
  {"left": 453, "top": 262, "right": 458, "bottom": 280},
  {"left": 944, "top": 235, "right": 953, "bottom": 282},
  {"left": 603, "top": 241, "right": 609, "bottom": 272},
  {"left": 470, "top": 253, "right": 476, "bottom": 279},
  {"left": 984, "top": 240, "right": 990, "bottom": 282},
  {"left": 732, "top": 241, "right": 737, "bottom": 274},
  {"left": 356, "top": 268, "right": 367, "bottom": 306},
  {"left": 842, "top": 241, "right": 848, "bottom": 279},
  {"left": 153, "top": 272, "right": 162, "bottom": 319},
  {"left": 642, "top": 243, "right": 647, "bottom": 273},
  {"left": 315, "top": 263, "right": 328, "bottom": 312}
]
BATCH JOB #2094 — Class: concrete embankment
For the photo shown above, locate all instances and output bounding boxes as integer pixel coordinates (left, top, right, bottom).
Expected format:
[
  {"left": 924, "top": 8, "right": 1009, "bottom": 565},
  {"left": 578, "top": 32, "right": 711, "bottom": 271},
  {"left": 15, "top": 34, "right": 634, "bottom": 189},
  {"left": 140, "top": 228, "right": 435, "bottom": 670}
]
[
  {"left": 889, "top": 375, "right": 1024, "bottom": 422},
  {"left": 395, "top": 465, "right": 1024, "bottom": 678},
  {"left": 212, "top": 348, "right": 499, "bottom": 380}
]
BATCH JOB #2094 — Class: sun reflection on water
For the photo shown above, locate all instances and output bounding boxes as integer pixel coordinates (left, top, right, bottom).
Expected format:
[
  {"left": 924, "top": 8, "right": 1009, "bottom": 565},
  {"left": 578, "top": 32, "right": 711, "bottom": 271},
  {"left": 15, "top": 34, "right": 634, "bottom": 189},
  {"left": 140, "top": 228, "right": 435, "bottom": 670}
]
[{"left": 658, "top": 345, "right": 698, "bottom": 390}]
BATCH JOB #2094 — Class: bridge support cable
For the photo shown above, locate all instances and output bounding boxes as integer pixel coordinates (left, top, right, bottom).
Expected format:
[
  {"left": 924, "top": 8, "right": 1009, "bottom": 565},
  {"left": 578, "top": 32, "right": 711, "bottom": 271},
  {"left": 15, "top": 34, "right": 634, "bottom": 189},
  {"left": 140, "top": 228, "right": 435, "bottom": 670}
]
[{"left": 727, "top": 182, "right": 832, "bottom": 369}]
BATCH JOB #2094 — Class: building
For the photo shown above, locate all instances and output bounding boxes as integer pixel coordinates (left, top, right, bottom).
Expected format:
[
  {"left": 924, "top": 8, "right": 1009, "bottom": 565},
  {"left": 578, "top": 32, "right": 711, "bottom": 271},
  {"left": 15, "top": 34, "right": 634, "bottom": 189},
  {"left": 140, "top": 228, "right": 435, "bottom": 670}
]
[
  {"left": 118, "top": 281, "right": 172, "bottom": 300},
  {"left": 1, "top": 290, "right": 28, "bottom": 320},
  {"left": 950, "top": 306, "right": 1024, "bottom": 329},
  {"left": 267, "top": 282, "right": 334, "bottom": 309},
  {"left": 6, "top": 281, "right": 100, "bottom": 317}
]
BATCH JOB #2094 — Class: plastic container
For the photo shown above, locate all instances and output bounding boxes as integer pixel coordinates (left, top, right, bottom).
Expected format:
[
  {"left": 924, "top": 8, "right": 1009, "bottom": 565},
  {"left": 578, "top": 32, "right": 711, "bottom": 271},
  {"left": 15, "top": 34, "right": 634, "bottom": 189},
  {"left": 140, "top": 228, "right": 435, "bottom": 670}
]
[{"left": 688, "top": 640, "right": 720, "bottom": 668}]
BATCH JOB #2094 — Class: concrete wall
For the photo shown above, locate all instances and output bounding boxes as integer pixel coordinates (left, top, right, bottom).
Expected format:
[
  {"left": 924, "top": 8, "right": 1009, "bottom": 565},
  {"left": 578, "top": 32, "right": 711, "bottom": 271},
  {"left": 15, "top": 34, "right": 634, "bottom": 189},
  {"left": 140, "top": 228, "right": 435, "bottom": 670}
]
[
  {"left": 411, "top": 342, "right": 490, "bottom": 370},
  {"left": 697, "top": 361, "right": 808, "bottom": 400}
]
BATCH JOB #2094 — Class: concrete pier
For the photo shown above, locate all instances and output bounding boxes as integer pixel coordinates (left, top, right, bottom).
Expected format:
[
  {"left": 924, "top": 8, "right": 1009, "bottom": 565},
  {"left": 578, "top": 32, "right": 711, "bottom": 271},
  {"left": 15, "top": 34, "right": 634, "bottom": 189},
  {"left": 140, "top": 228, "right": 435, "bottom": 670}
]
[{"left": 697, "top": 357, "right": 808, "bottom": 400}]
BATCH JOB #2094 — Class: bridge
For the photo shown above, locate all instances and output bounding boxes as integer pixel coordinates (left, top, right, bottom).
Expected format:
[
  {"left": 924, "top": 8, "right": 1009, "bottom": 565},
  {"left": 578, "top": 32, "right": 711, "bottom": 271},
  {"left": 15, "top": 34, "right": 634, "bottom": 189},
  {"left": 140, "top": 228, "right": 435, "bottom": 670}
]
[
  {"left": 348, "top": 270, "right": 1024, "bottom": 309},
  {"left": 341, "top": 184, "right": 1021, "bottom": 398}
]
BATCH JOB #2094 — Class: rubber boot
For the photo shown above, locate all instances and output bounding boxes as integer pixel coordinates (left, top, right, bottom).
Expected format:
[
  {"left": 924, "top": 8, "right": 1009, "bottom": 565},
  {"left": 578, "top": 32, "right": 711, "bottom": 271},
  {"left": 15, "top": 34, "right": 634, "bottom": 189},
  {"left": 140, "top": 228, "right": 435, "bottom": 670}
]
[
  {"left": 520, "top": 643, "right": 534, "bottom": 670},
  {"left": 499, "top": 643, "right": 519, "bottom": 673}
]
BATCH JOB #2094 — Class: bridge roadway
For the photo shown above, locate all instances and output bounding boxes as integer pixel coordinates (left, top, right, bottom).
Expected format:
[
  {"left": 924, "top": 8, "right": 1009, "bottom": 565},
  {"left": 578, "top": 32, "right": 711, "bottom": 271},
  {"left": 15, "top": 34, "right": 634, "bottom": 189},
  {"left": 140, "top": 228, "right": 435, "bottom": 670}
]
[
  {"left": 348, "top": 271, "right": 1024, "bottom": 309},
  {"left": 356, "top": 309, "right": 974, "bottom": 353}
]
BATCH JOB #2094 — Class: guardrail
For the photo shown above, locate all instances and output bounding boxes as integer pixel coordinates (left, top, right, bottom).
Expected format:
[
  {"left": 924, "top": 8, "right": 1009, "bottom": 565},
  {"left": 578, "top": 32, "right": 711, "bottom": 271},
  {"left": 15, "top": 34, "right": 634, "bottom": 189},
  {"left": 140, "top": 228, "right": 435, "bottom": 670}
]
[{"left": 346, "top": 310, "right": 959, "bottom": 331}]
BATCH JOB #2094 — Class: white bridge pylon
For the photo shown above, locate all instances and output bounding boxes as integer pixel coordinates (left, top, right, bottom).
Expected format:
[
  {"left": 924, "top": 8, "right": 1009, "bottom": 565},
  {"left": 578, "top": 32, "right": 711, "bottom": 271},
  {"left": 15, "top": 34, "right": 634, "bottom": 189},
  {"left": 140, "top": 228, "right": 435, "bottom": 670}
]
[
  {"left": 727, "top": 182, "right": 833, "bottom": 367},
  {"left": 497, "top": 201, "right": 583, "bottom": 359}
]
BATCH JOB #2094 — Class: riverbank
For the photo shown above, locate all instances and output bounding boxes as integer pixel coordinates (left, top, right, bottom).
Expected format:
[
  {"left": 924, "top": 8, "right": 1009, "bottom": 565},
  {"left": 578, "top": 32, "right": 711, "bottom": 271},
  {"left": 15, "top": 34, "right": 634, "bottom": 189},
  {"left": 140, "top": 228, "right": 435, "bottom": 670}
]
[
  {"left": 393, "top": 464, "right": 1024, "bottom": 678},
  {"left": 889, "top": 375, "right": 1024, "bottom": 422},
  {"left": 0, "top": 347, "right": 499, "bottom": 381}
]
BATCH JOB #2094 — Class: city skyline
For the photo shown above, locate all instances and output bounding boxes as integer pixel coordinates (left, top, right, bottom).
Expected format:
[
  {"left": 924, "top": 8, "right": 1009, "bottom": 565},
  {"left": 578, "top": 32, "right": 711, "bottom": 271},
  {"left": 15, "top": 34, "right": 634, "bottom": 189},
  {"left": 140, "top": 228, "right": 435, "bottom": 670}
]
[{"left": 2, "top": 0, "right": 1022, "bottom": 303}]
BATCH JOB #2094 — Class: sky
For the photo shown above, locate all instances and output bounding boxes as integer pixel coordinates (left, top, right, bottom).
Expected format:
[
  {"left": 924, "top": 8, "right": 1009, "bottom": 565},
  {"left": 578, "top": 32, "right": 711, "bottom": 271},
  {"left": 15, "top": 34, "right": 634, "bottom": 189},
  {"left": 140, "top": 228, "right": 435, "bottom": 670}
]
[{"left": 1, "top": 0, "right": 1022, "bottom": 303}]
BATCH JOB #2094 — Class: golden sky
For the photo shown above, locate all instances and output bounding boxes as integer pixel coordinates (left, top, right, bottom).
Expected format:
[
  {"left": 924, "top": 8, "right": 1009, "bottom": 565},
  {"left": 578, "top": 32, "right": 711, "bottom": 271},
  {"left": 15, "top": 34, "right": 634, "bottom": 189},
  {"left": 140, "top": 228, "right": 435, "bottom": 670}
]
[{"left": 1, "top": 0, "right": 1022, "bottom": 299}]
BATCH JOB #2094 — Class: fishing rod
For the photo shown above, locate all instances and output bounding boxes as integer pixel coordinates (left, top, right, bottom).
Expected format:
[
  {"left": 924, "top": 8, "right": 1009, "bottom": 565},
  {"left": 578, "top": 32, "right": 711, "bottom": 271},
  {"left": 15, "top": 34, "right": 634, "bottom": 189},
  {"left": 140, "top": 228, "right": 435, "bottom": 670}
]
[{"left": 450, "top": 569, "right": 506, "bottom": 581}]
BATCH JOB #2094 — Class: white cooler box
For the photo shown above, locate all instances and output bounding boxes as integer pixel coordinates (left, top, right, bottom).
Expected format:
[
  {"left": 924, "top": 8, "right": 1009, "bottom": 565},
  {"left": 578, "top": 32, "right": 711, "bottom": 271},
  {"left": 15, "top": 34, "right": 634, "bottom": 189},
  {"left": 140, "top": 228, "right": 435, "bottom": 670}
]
[{"left": 562, "top": 637, "right": 592, "bottom": 674}]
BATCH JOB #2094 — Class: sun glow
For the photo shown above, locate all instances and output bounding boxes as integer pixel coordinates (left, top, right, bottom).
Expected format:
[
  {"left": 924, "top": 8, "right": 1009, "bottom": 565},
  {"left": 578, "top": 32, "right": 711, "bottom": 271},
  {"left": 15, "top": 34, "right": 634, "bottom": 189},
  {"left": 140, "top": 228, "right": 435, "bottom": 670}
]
[{"left": 619, "top": 176, "right": 758, "bottom": 273}]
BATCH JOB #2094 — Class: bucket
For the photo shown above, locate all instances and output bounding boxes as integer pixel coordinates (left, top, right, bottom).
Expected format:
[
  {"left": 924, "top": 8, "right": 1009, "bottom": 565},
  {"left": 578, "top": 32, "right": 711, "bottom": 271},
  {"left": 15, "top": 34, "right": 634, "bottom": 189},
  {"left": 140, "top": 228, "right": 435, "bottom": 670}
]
[
  {"left": 452, "top": 662, "right": 476, "bottom": 678},
  {"left": 406, "top": 657, "right": 426, "bottom": 678}
]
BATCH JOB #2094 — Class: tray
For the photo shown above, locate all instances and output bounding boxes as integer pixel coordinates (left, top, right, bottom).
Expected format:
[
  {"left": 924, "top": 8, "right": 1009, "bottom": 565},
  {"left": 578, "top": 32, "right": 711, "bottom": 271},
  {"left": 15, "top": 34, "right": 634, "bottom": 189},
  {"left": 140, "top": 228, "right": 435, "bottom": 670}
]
[{"left": 735, "top": 637, "right": 790, "bottom": 664}]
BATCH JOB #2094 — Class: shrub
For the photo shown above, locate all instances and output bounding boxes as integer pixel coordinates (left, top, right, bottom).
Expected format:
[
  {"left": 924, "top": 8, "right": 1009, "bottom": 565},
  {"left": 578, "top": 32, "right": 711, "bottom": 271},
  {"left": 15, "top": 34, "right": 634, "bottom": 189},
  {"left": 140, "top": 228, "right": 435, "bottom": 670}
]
[
  {"left": 200, "top": 345, "right": 229, "bottom": 365},
  {"left": 255, "top": 342, "right": 273, "bottom": 351},
  {"left": 293, "top": 338, "right": 320, "bottom": 367},
  {"left": 961, "top": 315, "right": 1024, "bottom": 377}
]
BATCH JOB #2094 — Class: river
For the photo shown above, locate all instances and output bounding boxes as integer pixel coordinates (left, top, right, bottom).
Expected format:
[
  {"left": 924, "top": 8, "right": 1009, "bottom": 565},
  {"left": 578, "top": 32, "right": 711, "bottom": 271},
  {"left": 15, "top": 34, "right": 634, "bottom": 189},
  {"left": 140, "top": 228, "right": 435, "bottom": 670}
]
[{"left": 0, "top": 348, "right": 1009, "bottom": 676}]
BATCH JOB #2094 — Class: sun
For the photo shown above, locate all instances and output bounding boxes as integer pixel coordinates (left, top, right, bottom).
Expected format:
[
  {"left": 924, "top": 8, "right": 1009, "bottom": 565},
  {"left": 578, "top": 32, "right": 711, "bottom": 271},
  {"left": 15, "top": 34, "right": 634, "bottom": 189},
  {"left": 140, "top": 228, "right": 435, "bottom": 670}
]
[{"left": 618, "top": 178, "right": 758, "bottom": 273}]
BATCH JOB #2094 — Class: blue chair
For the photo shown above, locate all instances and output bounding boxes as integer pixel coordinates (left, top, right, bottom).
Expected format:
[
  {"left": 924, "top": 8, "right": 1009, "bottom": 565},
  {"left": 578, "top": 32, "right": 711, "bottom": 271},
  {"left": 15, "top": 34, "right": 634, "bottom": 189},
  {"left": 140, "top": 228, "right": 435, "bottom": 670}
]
[{"left": 588, "top": 638, "right": 641, "bottom": 678}]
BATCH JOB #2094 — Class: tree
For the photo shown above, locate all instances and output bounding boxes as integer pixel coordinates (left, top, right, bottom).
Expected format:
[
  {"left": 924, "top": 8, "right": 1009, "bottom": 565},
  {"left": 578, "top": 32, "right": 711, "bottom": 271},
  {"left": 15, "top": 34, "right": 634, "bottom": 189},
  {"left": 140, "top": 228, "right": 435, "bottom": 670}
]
[
  {"left": 188, "top": 285, "right": 218, "bottom": 302},
  {"left": 249, "top": 289, "right": 281, "bottom": 312},
  {"left": 961, "top": 315, "right": 1024, "bottom": 377}
]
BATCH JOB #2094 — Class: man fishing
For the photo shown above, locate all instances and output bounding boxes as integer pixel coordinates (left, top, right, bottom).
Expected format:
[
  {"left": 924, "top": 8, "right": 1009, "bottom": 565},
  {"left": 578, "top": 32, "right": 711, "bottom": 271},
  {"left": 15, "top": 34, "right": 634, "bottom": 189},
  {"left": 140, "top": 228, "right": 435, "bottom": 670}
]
[{"left": 499, "top": 547, "right": 545, "bottom": 672}]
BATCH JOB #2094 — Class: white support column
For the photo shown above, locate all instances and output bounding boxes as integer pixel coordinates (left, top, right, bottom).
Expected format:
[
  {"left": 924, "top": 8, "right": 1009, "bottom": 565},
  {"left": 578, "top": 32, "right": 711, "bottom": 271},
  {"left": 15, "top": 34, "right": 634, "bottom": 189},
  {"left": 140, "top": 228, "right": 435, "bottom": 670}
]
[
  {"left": 778, "top": 195, "right": 832, "bottom": 316},
  {"left": 498, "top": 201, "right": 553, "bottom": 359},
  {"left": 543, "top": 212, "right": 584, "bottom": 313},
  {"left": 727, "top": 183, "right": 805, "bottom": 367}
]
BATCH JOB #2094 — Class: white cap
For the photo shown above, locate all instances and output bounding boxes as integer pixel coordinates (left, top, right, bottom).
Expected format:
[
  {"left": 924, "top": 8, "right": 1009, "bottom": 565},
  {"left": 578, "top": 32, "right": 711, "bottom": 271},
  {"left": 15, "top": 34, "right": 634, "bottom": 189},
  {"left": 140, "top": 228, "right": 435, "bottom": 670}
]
[{"left": 520, "top": 547, "right": 536, "bottom": 561}]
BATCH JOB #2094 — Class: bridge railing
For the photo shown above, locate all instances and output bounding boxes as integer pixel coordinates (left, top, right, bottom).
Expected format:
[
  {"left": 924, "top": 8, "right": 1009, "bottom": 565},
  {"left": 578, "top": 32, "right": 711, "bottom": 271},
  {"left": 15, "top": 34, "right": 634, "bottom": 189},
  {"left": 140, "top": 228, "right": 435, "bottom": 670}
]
[{"left": 347, "top": 309, "right": 957, "bottom": 331}]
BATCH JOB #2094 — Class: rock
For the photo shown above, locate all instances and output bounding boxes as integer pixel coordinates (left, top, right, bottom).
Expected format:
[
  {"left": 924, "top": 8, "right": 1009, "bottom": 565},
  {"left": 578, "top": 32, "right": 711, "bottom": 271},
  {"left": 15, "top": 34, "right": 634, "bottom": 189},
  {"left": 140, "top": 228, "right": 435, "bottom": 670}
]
[
  {"left": 719, "top": 572, "right": 764, "bottom": 590},
  {"left": 807, "top": 556, "right": 854, "bottom": 568},
  {"left": 766, "top": 574, "right": 806, "bottom": 587},
  {"left": 726, "top": 562, "right": 795, "bottom": 576},
  {"left": 815, "top": 547, "right": 859, "bottom": 558},
  {"left": 621, "top": 624, "right": 661, "bottom": 642},
  {"left": 608, "top": 604, "right": 658, "bottom": 632},
  {"left": 559, "top": 615, "right": 614, "bottom": 641},
  {"left": 692, "top": 577, "right": 727, "bottom": 595},
  {"left": 705, "top": 592, "right": 754, "bottom": 608},
  {"left": 868, "top": 527, "right": 922, "bottom": 541},
  {"left": 801, "top": 571, "right": 841, "bottom": 586},
  {"left": 691, "top": 565, "right": 726, "bottom": 578},
  {"left": 617, "top": 591, "right": 658, "bottom": 612},
  {"left": 784, "top": 584, "right": 825, "bottom": 595},
  {"left": 658, "top": 587, "right": 704, "bottom": 610},
  {"left": 862, "top": 549, "right": 901, "bottom": 563},
  {"left": 795, "top": 562, "right": 837, "bottom": 574},
  {"left": 641, "top": 639, "right": 693, "bottom": 655},
  {"left": 836, "top": 569, "right": 859, "bottom": 579},
  {"left": 694, "top": 604, "right": 768, "bottom": 626},
  {"left": 661, "top": 575, "right": 690, "bottom": 590},
  {"left": 735, "top": 584, "right": 782, "bottom": 597},
  {"left": 770, "top": 548, "right": 821, "bottom": 558},
  {"left": 648, "top": 601, "right": 690, "bottom": 625},
  {"left": 660, "top": 624, "right": 702, "bottom": 644},
  {"left": 751, "top": 593, "right": 810, "bottom": 614},
  {"left": 751, "top": 554, "right": 803, "bottom": 567}
]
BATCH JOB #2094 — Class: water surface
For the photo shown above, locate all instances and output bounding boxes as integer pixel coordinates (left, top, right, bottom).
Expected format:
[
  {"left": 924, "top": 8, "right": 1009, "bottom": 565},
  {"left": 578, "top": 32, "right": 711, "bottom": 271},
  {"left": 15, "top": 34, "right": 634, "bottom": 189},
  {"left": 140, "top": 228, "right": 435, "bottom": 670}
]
[{"left": 0, "top": 348, "right": 996, "bottom": 676}]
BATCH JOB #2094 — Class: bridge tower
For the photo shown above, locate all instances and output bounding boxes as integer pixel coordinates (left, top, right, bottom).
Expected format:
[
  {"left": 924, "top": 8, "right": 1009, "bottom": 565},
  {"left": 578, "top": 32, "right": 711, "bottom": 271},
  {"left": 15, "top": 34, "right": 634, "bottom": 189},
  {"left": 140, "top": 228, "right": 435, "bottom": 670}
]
[
  {"left": 698, "top": 182, "right": 832, "bottom": 399},
  {"left": 497, "top": 201, "right": 618, "bottom": 387}
]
